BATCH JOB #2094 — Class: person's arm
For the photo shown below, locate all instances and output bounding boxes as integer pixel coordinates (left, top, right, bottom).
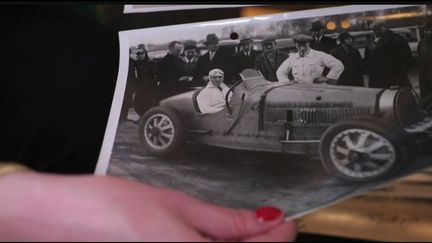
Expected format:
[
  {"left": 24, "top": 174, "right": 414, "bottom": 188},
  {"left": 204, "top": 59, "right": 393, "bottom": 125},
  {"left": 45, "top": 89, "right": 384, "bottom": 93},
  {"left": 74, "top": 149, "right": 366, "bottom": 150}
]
[
  {"left": 196, "top": 91, "right": 223, "bottom": 114},
  {"left": 0, "top": 172, "right": 297, "bottom": 241},
  {"left": 254, "top": 55, "right": 262, "bottom": 71},
  {"left": 276, "top": 57, "right": 293, "bottom": 83},
  {"left": 316, "top": 52, "right": 344, "bottom": 84}
]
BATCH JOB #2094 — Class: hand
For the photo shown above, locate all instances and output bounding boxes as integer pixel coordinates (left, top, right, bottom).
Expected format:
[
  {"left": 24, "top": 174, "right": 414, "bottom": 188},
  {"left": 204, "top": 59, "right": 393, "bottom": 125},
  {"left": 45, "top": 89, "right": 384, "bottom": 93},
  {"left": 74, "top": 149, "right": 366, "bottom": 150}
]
[
  {"left": 0, "top": 172, "right": 297, "bottom": 242},
  {"left": 179, "top": 76, "right": 193, "bottom": 82},
  {"left": 313, "top": 76, "right": 329, "bottom": 83},
  {"left": 129, "top": 53, "right": 138, "bottom": 61},
  {"left": 314, "top": 76, "right": 336, "bottom": 84}
]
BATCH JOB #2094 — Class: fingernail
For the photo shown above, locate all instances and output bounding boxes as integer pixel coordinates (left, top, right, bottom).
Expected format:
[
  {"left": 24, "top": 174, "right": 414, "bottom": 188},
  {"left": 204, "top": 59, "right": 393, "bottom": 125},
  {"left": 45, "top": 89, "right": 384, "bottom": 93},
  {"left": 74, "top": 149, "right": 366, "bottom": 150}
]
[{"left": 256, "top": 206, "right": 283, "bottom": 222}]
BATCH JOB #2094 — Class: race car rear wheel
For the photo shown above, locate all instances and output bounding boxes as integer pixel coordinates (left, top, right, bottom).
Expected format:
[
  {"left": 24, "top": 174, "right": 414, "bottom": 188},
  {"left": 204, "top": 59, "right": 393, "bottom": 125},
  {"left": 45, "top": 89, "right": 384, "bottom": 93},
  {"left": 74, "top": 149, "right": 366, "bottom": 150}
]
[
  {"left": 320, "top": 117, "right": 414, "bottom": 183},
  {"left": 138, "top": 106, "right": 186, "bottom": 156}
]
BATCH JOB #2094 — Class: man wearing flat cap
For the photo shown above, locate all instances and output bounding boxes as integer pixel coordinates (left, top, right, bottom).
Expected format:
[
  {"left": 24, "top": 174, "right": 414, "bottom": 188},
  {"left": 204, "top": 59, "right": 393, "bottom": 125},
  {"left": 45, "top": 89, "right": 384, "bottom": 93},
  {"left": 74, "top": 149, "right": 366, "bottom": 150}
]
[
  {"left": 193, "top": 33, "right": 234, "bottom": 85},
  {"left": 234, "top": 35, "right": 262, "bottom": 74},
  {"left": 196, "top": 68, "right": 232, "bottom": 114},
  {"left": 364, "top": 20, "right": 412, "bottom": 89},
  {"left": 330, "top": 32, "right": 364, "bottom": 86},
  {"left": 254, "top": 37, "right": 289, "bottom": 81},
  {"left": 309, "top": 20, "right": 337, "bottom": 54},
  {"left": 181, "top": 41, "right": 199, "bottom": 79},
  {"left": 277, "top": 34, "right": 344, "bottom": 84}
]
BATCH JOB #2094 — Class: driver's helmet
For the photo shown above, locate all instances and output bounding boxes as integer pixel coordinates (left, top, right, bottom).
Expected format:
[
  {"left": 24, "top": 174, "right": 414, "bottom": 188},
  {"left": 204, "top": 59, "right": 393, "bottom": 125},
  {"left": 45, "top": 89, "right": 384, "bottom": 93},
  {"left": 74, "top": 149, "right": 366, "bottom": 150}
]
[{"left": 209, "top": 68, "right": 224, "bottom": 77}]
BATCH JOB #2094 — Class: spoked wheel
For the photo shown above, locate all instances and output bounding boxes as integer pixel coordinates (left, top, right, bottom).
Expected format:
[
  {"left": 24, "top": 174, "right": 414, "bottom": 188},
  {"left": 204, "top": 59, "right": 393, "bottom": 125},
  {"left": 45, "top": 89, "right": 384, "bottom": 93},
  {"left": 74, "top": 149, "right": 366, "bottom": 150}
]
[
  {"left": 138, "top": 106, "right": 186, "bottom": 156},
  {"left": 320, "top": 117, "right": 414, "bottom": 183}
]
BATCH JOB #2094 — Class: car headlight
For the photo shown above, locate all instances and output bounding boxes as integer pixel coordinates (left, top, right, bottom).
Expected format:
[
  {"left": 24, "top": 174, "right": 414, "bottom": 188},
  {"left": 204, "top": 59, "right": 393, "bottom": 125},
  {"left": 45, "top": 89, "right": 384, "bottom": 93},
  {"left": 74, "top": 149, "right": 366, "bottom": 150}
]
[
  {"left": 378, "top": 87, "right": 421, "bottom": 127},
  {"left": 394, "top": 87, "right": 422, "bottom": 127}
]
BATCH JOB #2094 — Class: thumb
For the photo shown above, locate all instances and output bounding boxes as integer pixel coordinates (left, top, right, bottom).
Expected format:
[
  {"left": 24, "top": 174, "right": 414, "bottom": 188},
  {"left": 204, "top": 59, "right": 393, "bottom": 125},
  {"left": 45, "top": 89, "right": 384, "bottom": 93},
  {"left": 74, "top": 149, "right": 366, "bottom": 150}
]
[{"left": 179, "top": 201, "right": 284, "bottom": 241}]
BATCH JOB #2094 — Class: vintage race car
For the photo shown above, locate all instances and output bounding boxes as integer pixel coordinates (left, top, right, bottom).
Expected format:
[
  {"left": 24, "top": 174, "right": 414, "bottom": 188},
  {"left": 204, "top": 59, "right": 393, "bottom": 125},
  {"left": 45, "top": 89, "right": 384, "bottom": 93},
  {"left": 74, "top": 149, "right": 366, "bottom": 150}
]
[{"left": 138, "top": 69, "right": 432, "bottom": 183}]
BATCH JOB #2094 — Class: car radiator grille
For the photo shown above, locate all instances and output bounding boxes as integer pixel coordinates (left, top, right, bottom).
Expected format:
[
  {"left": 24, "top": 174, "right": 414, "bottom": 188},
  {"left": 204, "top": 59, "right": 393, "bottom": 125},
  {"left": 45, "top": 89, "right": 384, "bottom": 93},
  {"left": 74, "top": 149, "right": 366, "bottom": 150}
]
[{"left": 264, "top": 103, "right": 371, "bottom": 125}]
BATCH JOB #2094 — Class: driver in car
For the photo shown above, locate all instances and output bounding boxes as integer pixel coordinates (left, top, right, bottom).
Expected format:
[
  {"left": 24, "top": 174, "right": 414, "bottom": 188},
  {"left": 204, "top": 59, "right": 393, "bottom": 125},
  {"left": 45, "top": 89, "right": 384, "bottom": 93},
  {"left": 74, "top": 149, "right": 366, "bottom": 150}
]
[{"left": 197, "top": 68, "right": 232, "bottom": 114}]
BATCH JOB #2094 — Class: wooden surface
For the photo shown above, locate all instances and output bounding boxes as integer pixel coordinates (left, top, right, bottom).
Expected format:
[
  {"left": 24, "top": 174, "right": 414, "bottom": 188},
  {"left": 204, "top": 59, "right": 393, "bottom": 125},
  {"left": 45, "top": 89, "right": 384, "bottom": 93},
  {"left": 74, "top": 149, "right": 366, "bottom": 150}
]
[{"left": 298, "top": 167, "right": 432, "bottom": 241}]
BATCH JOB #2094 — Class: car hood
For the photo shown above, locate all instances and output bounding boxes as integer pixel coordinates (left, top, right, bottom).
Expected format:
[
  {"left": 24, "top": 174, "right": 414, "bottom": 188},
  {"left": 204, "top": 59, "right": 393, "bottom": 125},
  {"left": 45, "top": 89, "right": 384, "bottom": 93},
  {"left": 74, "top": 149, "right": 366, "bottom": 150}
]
[{"left": 264, "top": 83, "right": 382, "bottom": 108}]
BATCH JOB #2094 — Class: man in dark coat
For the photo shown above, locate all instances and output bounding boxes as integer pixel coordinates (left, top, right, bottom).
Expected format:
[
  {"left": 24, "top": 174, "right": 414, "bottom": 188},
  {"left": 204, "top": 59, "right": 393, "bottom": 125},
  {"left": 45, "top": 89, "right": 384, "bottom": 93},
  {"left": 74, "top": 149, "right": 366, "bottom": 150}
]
[
  {"left": 330, "top": 32, "right": 364, "bottom": 86},
  {"left": 121, "top": 44, "right": 157, "bottom": 120},
  {"left": 193, "top": 33, "right": 235, "bottom": 85},
  {"left": 309, "top": 20, "right": 337, "bottom": 54},
  {"left": 418, "top": 22, "right": 432, "bottom": 99},
  {"left": 309, "top": 20, "right": 337, "bottom": 77},
  {"left": 182, "top": 43, "right": 199, "bottom": 78},
  {"left": 234, "top": 36, "right": 261, "bottom": 74},
  {"left": 254, "top": 37, "right": 289, "bottom": 82},
  {"left": 179, "top": 41, "right": 200, "bottom": 88},
  {"left": 156, "top": 41, "right": 186, "bottom": 100},
  {"left": 364, "top": 21, "right": 412, "bottom": 89}
]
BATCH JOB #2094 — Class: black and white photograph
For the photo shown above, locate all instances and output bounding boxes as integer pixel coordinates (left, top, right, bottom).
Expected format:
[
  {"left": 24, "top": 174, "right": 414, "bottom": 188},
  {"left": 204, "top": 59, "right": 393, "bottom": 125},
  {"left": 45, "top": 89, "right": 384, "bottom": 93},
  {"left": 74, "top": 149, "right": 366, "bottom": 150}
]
[{"left": 96, "top": 4, "right": 432, "bottom": 219}]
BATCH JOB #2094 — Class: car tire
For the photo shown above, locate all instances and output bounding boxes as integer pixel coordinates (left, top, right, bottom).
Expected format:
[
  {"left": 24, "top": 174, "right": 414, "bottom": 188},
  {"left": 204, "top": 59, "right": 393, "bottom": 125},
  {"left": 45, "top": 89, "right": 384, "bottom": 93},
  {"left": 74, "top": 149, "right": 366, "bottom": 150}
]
[
  {"left": 138, "top": 106, "right": 186, "bottom": 157},
  {"left": 319, "top": 116, "right": 414, "bottom": 183}
]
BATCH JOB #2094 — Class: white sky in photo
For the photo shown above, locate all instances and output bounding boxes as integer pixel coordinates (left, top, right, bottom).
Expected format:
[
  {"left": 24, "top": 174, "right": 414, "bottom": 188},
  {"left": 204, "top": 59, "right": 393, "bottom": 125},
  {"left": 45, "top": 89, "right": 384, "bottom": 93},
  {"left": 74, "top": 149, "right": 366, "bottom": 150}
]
[{"left": 126, "top": 4, "right": 418, "bottom": 48}]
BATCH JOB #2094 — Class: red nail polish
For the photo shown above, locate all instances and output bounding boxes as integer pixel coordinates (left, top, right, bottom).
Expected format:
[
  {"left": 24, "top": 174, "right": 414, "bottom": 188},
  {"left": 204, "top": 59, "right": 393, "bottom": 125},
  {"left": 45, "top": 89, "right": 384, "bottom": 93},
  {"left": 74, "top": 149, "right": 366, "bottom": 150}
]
[{"left": 256, "top": 206, "right": 283, "bottom": 222}]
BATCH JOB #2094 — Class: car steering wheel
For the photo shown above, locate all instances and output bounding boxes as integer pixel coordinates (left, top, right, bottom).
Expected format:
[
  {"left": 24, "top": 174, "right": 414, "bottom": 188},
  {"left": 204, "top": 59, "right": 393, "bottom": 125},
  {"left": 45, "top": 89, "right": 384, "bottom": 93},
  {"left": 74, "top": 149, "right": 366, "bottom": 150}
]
[{"left": 225, "top": 79, "right": 243, "bottom": 113}]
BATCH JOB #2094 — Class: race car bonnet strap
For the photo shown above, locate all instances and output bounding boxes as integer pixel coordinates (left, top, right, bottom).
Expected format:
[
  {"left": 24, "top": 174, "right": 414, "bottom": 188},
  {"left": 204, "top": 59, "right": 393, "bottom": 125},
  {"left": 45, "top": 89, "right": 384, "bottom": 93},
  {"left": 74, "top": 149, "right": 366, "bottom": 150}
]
[{"left": 258, "top": 84, "right": 292, "bottom": 131}]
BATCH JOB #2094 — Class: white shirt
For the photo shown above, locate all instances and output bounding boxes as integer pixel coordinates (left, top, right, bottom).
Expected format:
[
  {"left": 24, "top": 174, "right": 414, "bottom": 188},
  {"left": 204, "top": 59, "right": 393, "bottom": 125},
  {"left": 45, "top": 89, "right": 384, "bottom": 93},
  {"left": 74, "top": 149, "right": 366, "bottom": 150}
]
[
  {"left": 209, "top": 51, "right": 216, "bottom": 60},
  {"left": 183, "top": 57, "right": 193, "bottom": 63},
  {"left": 276, "top": 48, "right": 344, "bottom": 84},
  {"left": 197, "top": 82, "right": 232, "bottom": 114}
]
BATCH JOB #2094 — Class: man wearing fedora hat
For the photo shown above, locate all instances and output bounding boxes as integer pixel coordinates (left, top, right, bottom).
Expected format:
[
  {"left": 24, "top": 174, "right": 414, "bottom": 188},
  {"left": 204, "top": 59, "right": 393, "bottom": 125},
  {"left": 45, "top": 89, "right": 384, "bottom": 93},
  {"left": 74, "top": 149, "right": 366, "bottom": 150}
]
[
  {"left": 330, "top": 32, "right": 364, "bottom": 87},
  {"left": 193, "top": 33, "right": 234, "bottom": 85},
  {"left": 277, "top": 34, "right": 344, "bottom": 84},
  {"left": 234, "top": 35, "right": 262, "bottom": 74},
  {"left": 364, "top": 20, "right": 412, "bottom": 89},
  {"left": 309, "top": 20, "right": 337, "bottom": 54},
  {"left": 254, "top": 37, "right": 289, "bottom": 82}
]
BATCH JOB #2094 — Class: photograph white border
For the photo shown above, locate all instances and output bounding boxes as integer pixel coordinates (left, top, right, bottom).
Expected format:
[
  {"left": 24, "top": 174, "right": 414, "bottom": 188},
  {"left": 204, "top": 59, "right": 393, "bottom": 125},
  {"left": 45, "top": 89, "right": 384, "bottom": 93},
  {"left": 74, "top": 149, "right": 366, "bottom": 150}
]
[{"left": 123, "top": 4, "right": 258, "bottom": 14}]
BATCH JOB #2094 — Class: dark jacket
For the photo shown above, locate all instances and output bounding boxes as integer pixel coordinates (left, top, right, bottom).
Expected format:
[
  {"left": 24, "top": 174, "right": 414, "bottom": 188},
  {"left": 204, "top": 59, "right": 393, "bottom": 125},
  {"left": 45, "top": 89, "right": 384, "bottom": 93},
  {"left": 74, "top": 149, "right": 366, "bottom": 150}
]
[
  {"left": 128, "top": 57, "right": 157, "bottom": 87},
  {"left": 310, "top": 36, "right": 337, "bottom": 54},
  {"left": 155, "top": 53, "right": 187, "bottom": 100},
  {"left": 417, "top": 39, "right": 432, "bottom": 98},
  {"left": 234, "top": 50, "right": 262, "bottom": 74},
  {"left": 364, "top": 29, "right": 412, "bottom": 89},
  {"left": 182, "top": 56, "right": 199, "bottom": 77},
  {"left": 330, "top": 44, "right": 364, "bottom": 87},
  {"left": 193, "top": 49, "right": 235, "bottom": 84},
  {"left": 254, "top": 50, "right": 289, "bottom": 81},
  {"left": 156, "top": 53, "right": 185, "bottom": 88}
]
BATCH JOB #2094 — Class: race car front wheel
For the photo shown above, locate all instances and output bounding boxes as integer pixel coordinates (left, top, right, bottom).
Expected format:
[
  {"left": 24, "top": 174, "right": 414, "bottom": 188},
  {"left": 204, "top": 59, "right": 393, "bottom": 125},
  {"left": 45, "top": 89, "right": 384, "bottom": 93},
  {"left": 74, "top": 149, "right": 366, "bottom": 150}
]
[
  {"left": 320, "top": 116, "right": 414, "bottom": 183},
  {"left": 138, "top": 106, "right": 186, "bottom": 156}
]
